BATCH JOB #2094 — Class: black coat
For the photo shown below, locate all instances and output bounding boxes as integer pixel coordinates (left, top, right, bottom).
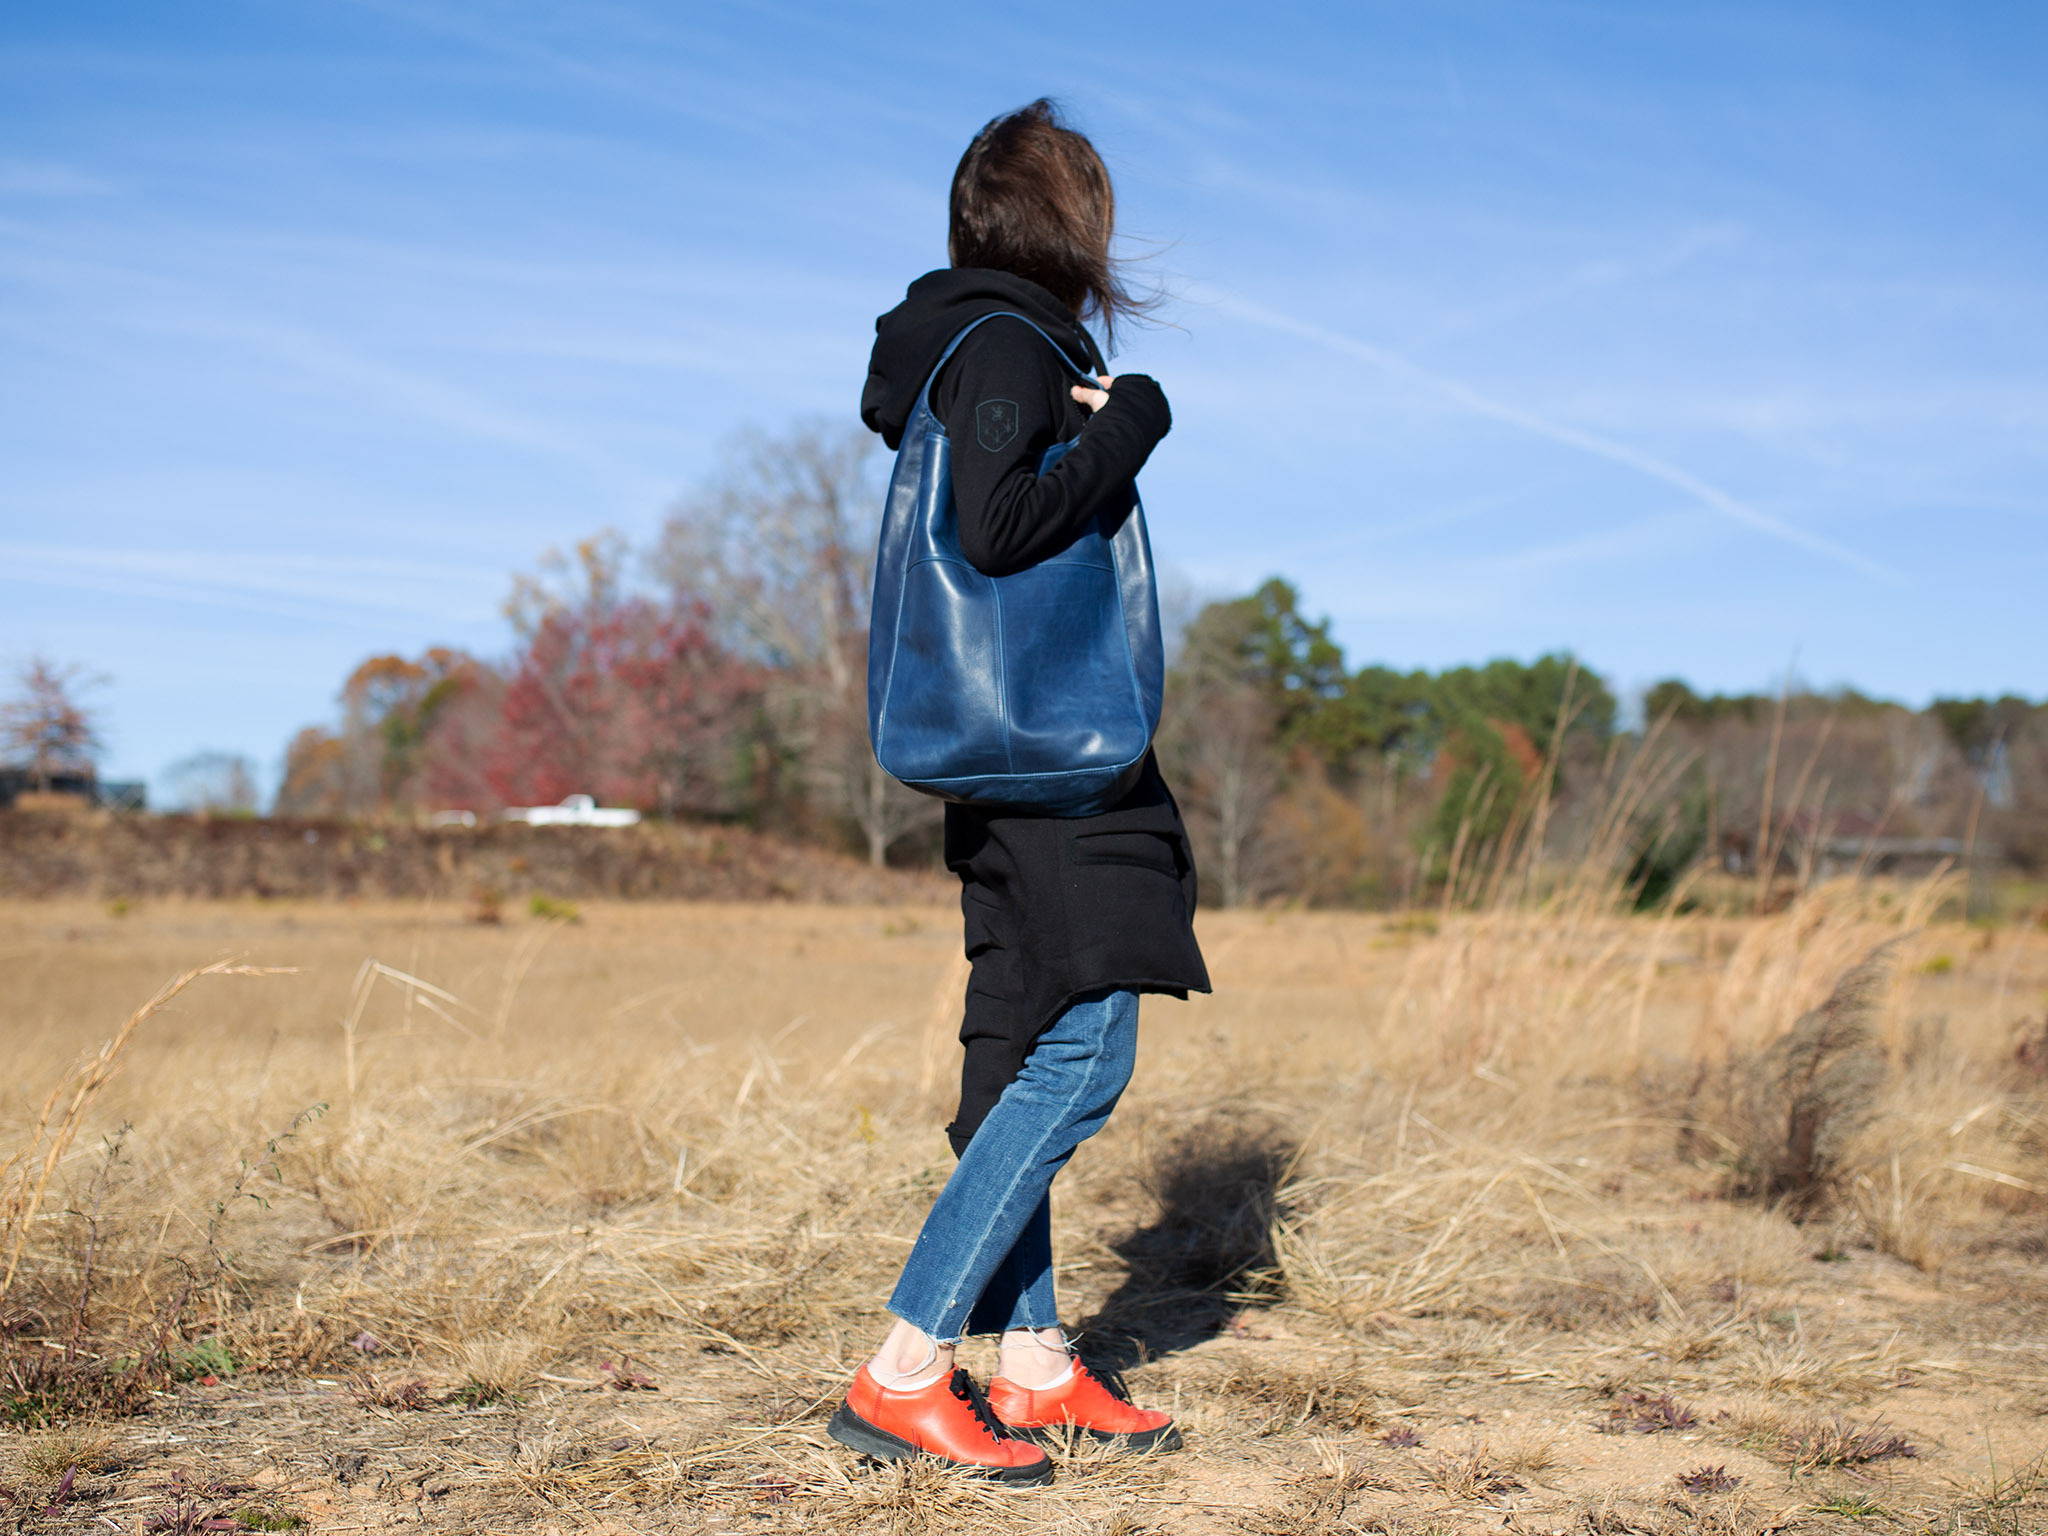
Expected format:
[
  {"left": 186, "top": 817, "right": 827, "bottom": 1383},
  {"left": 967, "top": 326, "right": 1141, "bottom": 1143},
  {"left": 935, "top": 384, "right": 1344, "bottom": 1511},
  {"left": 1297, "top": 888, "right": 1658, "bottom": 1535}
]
[{"left": 862, "top": 269, "right": 1213, "bottom": 1150}]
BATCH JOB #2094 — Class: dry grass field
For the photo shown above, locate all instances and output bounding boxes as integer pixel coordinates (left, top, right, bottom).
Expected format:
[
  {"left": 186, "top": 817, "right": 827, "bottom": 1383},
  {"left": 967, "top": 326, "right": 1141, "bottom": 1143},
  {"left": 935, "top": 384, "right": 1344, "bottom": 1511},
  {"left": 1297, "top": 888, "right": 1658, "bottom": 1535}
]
[{"left": 4, "top": 885, "right": 2048, "bottom": 1534}]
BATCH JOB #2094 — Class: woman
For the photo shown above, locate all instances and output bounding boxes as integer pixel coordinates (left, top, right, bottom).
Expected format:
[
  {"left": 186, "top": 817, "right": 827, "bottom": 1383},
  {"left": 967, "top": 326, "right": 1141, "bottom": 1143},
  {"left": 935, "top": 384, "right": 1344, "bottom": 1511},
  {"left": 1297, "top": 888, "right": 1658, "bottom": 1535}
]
[{"left": 834, "top": 99, "right": 1211, "bottom": 1485}]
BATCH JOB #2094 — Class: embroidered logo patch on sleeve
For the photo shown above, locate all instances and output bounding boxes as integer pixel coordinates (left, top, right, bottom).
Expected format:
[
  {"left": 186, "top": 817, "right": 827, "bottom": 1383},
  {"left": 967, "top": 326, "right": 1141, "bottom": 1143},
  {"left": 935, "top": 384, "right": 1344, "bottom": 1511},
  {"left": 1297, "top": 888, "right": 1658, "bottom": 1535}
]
[{"left": 974, "top": 398, "right": 1019, "bottom": 452}]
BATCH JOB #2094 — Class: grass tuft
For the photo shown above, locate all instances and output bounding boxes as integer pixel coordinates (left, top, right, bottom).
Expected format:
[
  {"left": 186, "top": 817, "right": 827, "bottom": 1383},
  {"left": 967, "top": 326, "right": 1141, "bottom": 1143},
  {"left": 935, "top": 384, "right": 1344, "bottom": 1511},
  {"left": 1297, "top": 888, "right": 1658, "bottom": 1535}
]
[
  {"left": 1597, "top": 1389, "right": 1698, "bottom": 1434},
  {"left": 448, "top": 1330, "right": 547, "bottom": 1407},
  {"left": 1776, "top": 1415, "right": 1918, "bottom": 1471},
  {"left": 1677, "top": 1464, "right": 1742, "bottom": 1495}
]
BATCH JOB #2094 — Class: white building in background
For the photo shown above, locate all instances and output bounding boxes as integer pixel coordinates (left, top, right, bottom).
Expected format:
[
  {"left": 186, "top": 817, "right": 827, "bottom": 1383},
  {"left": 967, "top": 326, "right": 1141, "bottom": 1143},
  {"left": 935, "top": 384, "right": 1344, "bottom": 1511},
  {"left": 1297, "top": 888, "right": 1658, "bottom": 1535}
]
[{"left": 502, "top": 794, "right": 641, "bottom": 828}]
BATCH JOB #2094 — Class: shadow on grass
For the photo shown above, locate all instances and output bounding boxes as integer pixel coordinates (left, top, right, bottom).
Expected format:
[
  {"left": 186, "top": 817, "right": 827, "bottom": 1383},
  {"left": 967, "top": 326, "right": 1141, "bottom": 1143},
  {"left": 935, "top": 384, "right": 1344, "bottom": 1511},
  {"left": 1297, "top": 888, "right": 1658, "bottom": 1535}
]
[{"left": 1072, "top": 1111, "right": 1297, "bottom": 1379}]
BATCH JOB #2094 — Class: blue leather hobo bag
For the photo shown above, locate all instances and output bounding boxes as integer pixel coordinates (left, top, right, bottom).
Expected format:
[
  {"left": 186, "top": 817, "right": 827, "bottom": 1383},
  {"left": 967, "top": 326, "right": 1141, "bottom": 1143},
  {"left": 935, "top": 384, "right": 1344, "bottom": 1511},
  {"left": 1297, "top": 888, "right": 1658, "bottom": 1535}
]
[{"left": 866, "top": 311, "right": 1165, "bottom": 816}]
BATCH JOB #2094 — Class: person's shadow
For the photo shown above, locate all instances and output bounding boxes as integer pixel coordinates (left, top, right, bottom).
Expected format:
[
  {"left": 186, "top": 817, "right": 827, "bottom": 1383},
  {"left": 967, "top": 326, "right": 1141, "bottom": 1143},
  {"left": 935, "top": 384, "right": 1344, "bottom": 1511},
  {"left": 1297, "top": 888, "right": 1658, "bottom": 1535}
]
[{"left": 1071, "top": 1112, "right": 1297, "bottom": 1380}]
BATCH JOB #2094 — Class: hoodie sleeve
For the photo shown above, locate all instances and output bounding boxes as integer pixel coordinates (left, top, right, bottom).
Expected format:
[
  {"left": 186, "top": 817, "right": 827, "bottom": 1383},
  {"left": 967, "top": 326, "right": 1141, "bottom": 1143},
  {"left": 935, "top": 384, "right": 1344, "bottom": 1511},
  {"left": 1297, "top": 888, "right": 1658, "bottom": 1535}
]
[{"left": 931, "top": 316, "right": 1171, "bottom": 578}]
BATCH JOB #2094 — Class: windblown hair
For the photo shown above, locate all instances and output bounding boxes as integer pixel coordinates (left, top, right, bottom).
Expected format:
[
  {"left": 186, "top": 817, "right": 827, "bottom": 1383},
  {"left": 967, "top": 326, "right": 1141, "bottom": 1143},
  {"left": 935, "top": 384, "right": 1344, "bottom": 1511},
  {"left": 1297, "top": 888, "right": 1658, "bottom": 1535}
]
[{"left": 948, "top": 98, "right": 1153, "bottom": 353}]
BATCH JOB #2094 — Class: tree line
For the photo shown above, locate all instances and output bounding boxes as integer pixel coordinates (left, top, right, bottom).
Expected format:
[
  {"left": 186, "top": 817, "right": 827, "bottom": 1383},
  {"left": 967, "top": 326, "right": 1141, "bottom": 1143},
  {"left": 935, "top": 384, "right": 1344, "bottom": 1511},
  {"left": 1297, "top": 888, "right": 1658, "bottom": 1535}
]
[
  {"left": 264, "top": 420, "right": 2044, "bottom": 905},
  {"left": 10, "top": 419, "right": 2042, "bottom": 907},
  {"left": 1160, "top": 579, "right": 2043, "bottom": 907}
]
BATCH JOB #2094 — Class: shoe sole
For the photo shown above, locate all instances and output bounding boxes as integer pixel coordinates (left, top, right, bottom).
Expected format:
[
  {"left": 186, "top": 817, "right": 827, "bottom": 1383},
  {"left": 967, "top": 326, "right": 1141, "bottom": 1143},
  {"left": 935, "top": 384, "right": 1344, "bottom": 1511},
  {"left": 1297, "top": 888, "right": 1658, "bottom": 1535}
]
[
  {"left": 826, "top": 1405, "right": 1055, "bottom": 1486},
  {"left": 1006, "top": 1420, "right": 1184, "bottom": 1454}
]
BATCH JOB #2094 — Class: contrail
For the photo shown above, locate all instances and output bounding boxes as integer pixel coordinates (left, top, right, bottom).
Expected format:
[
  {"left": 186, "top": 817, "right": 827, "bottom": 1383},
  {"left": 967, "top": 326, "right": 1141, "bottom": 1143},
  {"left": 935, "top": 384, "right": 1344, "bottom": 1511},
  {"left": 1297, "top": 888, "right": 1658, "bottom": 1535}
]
[{"left": 1199, "top": 287, "right": 1900, "bottom": 584}]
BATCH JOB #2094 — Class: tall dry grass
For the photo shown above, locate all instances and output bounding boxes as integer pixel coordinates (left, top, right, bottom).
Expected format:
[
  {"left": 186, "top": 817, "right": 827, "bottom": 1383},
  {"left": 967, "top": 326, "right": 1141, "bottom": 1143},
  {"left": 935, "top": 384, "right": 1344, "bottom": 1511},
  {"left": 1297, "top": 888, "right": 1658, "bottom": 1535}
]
[{"left": 1, "top": 884, "right": 2044, "bottom": 1530}]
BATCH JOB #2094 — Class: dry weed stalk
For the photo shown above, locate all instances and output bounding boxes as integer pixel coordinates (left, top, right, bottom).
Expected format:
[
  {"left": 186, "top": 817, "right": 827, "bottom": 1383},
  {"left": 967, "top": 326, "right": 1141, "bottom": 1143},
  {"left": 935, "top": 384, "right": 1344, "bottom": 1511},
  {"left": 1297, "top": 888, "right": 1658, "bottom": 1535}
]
[
  {"left": 1725, "top": 939, "right": 1898, "bottom": 1214},
  {"left": 1, "top": 959, "right": 290, "bottom": 1293}
]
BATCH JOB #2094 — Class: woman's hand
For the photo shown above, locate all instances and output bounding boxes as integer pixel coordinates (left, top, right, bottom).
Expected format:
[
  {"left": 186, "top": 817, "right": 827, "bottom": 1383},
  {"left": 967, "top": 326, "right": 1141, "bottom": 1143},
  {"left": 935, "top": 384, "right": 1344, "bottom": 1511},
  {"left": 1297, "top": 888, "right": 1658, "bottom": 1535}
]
[{"left": 1070, "top": 374, "right": 1114, "bottom": 412}]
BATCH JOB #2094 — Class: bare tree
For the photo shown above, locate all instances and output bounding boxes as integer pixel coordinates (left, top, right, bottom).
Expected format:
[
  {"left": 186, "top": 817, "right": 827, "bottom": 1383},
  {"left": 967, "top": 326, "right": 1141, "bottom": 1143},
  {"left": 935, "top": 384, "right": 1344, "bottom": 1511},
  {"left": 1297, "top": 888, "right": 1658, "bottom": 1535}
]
[
  {"left": 161, "top": 750, "right": 260, "bottom": 814},
  {"left": 653, "top": 420, "right": 939, "bottom": 864},
  {"left": 1, "top": 656, "right": 106, "bottom": 791},
  {"left": 1161, "top": 680, "right": 1284, "bottom": 907}
]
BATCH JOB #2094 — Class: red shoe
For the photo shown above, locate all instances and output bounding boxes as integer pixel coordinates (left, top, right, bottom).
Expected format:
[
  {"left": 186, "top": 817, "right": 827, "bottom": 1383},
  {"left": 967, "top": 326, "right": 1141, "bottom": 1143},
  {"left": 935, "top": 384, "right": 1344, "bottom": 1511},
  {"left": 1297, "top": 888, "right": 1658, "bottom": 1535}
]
[
  {"left": 988, "top": 1358, "right": 1182, "bottom": 1453},
  {"left": 829, "top": 1365, "right": 1053, "bottom": 1486}
]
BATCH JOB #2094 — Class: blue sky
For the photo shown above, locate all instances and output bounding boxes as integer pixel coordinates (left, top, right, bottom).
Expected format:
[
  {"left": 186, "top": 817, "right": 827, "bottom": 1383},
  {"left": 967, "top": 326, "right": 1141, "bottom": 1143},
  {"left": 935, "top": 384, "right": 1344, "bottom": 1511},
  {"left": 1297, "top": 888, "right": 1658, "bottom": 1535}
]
[{"left": 3, "top": 1, "right": 2043, "bottom": 792}]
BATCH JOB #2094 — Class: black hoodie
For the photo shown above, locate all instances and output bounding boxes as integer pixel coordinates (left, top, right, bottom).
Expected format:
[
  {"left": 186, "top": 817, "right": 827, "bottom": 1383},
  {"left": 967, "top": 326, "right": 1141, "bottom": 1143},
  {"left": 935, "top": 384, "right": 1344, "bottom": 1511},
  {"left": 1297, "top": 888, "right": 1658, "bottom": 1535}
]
[
  {"left": 858, "top": 266, "right": 1210, "bottom": 1155},
  {"left": 860, "top": 267, "right": 1172, "bottom": 577}
]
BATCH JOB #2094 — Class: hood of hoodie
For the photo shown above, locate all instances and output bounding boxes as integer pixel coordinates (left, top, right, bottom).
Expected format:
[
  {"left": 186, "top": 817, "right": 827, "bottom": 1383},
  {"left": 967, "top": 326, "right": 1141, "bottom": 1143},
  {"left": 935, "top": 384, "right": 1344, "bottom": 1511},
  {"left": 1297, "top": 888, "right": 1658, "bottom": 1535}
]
[{"left": 860, "top": 267, "right": 1108, "bottom": 450}]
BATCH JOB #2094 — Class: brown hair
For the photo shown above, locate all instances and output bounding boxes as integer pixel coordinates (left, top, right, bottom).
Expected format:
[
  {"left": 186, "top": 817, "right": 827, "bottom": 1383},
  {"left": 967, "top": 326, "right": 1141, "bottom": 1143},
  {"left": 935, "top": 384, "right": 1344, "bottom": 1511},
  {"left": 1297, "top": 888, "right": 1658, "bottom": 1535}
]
[{"left": 948, "top": 98, "right": 1152, "bottom": 354}]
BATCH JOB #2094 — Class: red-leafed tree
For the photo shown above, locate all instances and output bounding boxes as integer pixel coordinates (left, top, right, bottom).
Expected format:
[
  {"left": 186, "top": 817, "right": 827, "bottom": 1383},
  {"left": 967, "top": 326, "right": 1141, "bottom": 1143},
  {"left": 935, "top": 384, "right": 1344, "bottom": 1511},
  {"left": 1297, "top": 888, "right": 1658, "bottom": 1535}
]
[
  {"left": 415, "top": 664, "right": 506, "bottom": 814},
  {"left": 653, "top": 421, "right": 939, "bottom": 862},
  {"left": 484, "top": 534, "right": 761, "bottom": 814}
]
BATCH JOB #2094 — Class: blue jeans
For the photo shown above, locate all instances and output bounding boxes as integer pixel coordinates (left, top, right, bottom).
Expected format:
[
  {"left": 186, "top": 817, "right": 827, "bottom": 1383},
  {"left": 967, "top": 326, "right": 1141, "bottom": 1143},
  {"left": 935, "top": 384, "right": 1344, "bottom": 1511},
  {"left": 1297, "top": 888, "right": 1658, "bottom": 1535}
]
[{"left": 888, "top": 987, "right": 1140, "bottom": 1342}]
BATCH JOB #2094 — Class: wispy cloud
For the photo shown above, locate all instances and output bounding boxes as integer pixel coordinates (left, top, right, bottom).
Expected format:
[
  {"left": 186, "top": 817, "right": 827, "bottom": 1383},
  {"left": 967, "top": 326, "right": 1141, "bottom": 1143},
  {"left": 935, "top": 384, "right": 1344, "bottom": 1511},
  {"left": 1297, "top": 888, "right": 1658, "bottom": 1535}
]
[
  {"left": 338, "top": 0, "right": 757, "bottom": 132},
  {"left": 1417, "top": 223, "right": 1744, "bottom": 344},
  {"left": 0, "top": 158, "right": 117, "bottom": 197},
  {"left": 1189, "top": 507, "right": 1705, "bottom": 625},
  {"left": 0, "top": 236, "right": 661, "bottom": 489},
  {"left": 1197, "top": 286, "right": 1904, "bottom": 584},
  {"left": 0, "top": 544, "right": 502, "bottom": 629},
  {"left": 335, "top": 0, "right": 957, "bottom": 148},
  {"left": 1202, "top": 484, "right": 1549, "bottom": 573},
  {"left": 158, "top": 312, "right": 650, "bottom": 482}
]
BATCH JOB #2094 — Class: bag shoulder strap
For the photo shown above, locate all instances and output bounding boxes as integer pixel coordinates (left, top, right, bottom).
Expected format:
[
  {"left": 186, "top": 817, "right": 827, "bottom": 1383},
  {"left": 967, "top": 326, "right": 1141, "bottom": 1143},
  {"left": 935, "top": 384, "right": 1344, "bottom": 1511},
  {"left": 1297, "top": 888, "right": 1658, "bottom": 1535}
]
[{"left": 915, "top": 310, "right": 1098, "bottom": 421}]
